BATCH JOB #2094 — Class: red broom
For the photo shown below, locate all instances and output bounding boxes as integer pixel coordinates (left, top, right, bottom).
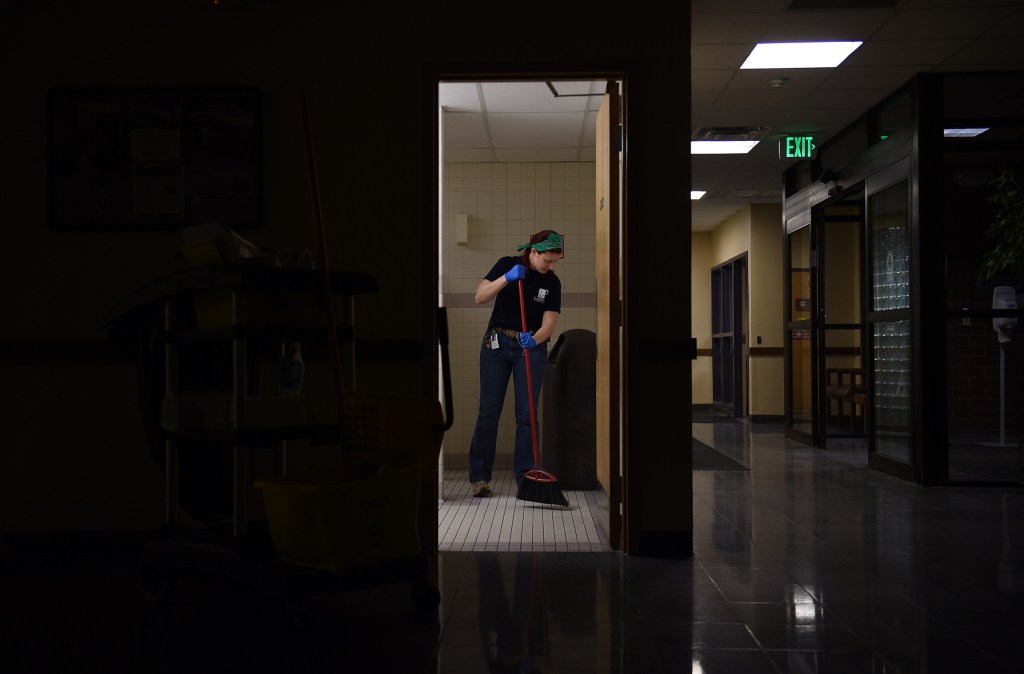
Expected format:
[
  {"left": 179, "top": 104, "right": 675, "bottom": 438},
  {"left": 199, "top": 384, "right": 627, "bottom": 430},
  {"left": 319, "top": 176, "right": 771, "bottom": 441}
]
[{"left": 515, "top": 279, "right": 569, "bottom": 508}]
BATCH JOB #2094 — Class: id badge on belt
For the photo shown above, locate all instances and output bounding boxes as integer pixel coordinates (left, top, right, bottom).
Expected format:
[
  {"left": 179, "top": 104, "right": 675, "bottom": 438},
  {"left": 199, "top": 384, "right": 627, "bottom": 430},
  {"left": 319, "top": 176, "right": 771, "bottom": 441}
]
[{"left": 489, "top": 331, "right": 499, "bottom": 349}]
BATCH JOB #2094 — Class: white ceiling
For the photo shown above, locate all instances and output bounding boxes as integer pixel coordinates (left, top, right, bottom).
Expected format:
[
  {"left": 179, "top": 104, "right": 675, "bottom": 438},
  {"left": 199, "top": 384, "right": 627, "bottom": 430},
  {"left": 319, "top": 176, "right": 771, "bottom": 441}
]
[{"left": 440, "top": 0, "right": 1024, "bottom": 232}]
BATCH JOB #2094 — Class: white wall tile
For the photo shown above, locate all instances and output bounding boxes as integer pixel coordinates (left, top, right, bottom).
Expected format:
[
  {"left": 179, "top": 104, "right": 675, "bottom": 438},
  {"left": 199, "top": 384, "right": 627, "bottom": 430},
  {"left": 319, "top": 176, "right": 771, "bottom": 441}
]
[{"left": 441, "top": 160, "right": 597, "bottom": 473}]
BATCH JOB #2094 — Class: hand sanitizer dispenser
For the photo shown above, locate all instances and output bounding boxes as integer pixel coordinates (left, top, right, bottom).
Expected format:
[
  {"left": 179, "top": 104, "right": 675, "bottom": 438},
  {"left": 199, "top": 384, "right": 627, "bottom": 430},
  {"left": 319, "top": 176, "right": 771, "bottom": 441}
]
[{"left": 992, "top": 286, "right": 1018, "bottom": 343}]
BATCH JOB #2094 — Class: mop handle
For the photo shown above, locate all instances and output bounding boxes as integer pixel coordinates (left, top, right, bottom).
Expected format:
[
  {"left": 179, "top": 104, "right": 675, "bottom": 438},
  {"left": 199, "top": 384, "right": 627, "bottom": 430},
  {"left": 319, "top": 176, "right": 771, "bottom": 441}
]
[
  {"left": 518, "top": 279, "right": 541, "bottom": 464},
  {"left": 299, "top": 90, "right": 348, "bottom": 449}
]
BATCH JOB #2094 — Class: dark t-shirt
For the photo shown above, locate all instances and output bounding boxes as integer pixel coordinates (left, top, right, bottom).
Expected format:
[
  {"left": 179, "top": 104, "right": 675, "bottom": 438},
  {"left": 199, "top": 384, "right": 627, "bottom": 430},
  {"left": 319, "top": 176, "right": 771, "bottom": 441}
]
[{"left": 484, "top": 256, "right": 561, "bottom": 334}]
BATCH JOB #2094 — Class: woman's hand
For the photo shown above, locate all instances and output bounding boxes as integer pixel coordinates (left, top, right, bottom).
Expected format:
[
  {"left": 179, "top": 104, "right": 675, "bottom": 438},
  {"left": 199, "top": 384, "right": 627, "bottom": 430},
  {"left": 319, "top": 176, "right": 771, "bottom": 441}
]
[
  {"left": 519, "top": 331, "right": 537, "bottom": 350},
  {"left": 504, "top": 264, "right": 526, "bottom": 283}
]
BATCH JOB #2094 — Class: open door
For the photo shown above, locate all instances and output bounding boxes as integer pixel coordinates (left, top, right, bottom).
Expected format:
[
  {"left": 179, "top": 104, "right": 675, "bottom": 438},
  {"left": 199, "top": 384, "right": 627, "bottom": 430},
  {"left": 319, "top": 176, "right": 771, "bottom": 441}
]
[{"left": 596, "top": 82, "right": 622, "bottom": 549}]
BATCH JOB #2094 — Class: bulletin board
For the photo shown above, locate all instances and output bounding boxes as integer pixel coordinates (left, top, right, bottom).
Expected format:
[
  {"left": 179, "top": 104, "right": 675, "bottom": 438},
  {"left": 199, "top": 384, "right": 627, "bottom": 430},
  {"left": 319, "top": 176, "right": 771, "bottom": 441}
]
[{"left": 46, "top": 87, "right": 262, "bottom": 230}]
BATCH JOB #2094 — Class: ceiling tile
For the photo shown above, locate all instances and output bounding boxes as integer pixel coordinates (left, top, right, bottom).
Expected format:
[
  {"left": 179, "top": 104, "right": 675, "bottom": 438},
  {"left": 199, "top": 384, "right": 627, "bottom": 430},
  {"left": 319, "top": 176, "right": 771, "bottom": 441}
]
[
  {"left": 986, "top": 7, "right": 1024, "bottom": 37},
  {"left": 902, "top": 0, "right": 1022, "bottom": 6},
  {"left": 759, "top": 10, "right": 894, "bottom": 42},
  {"left": 581, "top": 111, "right": 597, "bottom": 148},
  {"left": 495, "top": 147, "right": 581, "bottom": 163},
  {"left": 440, "top": 111, "right": 487, "bottom": 148},
  {"left": 944, "top": 38, "right": 1024, "bottom": 66},
  {"left": 488, "top": 112, "right": 586, "bottom": 148},
  {"left": 438, "top": 82, "right": 481, "bottom": 112},
  {"left": 714, "top": 88, "right": 809, "bottom": 110},
  {"left": 443, "top": 112, "right": 489, "bottom": 148},
  {"left": 797, "top": 87, "right": 891, "bottom": 108},
  {"left": 818, "top": 66, "right": 920, "bottom": 90},
  {"left": 692, "top": 109, "right": 790, "bottom": 128},
  {"left": 692, "top": 69, "right": 736, "bottom": 91},
  {"left": 445, "top": 148, "right": 496, "bottom": 163},
  {"left": 726, "top": 69, "right": 831, "bottom": 91},
  {"left": 692, "top": 0, "right": 790, "bottom": 11},
  {"left": 872, "top": 8, "right": 1013, "bottom": 40},
  {"left": 843, "top": 39, "right": 968, "bottom": 66},
  {"left": 481, "top": 81, "right": 588, "bottom": 113},
  {"left": 692, "top": 43, "right": 755, "bottom": 70},
  {"left": 691, "top": 12, "right": 774, "bottom": 43}
]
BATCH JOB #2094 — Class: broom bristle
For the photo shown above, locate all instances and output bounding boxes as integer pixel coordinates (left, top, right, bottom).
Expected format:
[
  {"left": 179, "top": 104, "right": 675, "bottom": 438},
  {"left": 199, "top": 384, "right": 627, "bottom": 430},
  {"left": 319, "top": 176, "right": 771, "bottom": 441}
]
[{"left": 516, "top": 472, "right": 569, "bottom": 507}]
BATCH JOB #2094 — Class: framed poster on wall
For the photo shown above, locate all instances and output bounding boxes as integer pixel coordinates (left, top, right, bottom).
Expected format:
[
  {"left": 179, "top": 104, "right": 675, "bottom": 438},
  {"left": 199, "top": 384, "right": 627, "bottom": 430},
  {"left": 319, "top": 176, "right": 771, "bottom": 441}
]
[{"left": 47, "top": 87, "right": 262, "bottom": 230}]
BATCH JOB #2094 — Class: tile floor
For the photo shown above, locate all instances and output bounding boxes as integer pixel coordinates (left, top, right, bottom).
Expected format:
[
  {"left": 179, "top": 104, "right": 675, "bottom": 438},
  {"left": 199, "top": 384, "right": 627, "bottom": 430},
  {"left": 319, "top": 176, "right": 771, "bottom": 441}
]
[
  {"left": 3, "top": 420, "right": 1024, "bottom": 672},
  {"left": 438, "top": 467, "right": 611, "bottom": 552}
]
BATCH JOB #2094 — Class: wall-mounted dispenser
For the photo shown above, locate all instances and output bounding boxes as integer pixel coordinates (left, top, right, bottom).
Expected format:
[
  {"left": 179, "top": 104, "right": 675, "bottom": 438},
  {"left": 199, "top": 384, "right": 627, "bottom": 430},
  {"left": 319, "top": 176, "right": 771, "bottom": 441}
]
[
  {"left": 993, "top": 285, "right": 1017, "bottom": 343},
  {"left": 455, "top": 213, "right": 469, "bottom": 245},
  {"left": 992, "top": 285, "right": 1018, "bottom": 445}
]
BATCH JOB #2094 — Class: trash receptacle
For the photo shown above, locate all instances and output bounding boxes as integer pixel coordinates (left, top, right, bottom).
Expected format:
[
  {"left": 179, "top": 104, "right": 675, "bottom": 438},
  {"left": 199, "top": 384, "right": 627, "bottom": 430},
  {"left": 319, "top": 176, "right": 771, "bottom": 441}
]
[{"left": 542, "top": 329, "right": 598, "bottom": 490}]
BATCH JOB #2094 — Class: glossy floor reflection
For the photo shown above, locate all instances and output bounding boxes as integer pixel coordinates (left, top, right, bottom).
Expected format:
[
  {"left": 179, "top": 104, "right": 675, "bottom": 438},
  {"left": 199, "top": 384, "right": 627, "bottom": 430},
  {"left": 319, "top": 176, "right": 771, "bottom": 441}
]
[{"left": 3, "top": 421, "right": 1024, "bottom": 672}]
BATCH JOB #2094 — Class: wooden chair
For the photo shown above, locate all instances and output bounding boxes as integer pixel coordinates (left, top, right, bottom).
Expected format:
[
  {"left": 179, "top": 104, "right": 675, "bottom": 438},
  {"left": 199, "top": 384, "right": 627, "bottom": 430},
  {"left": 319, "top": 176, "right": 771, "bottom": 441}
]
[{"left": 825, "top": 368, "right": 866, "bottom": 432}]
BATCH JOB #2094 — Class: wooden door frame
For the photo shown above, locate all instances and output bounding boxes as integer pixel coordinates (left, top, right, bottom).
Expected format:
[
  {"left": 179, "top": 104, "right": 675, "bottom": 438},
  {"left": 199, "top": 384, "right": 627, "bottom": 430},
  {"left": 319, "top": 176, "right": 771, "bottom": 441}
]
[{"left": 596, "top": 81, "right": 622, "bottom": 549}]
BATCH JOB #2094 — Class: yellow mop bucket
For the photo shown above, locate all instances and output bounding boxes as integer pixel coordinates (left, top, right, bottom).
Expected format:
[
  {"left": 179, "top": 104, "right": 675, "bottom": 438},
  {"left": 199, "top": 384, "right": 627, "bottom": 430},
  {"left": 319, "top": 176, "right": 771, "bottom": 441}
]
[{"left": 254, "top": 461, "right": 421, "bottom": 572}]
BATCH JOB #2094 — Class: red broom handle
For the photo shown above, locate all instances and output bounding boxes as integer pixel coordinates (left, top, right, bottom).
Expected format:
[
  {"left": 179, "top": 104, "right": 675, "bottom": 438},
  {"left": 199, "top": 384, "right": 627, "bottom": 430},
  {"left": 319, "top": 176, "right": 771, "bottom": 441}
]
[{"left": 518, "top": 279, "right": 541, "bottom": 464}]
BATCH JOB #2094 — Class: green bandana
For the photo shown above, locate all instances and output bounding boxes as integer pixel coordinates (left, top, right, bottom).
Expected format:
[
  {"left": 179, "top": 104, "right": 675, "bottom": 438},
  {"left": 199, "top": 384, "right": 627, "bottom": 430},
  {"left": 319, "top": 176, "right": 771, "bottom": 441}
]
[{"left": 516, "top": 232, "right": 563, "bottom": 252}]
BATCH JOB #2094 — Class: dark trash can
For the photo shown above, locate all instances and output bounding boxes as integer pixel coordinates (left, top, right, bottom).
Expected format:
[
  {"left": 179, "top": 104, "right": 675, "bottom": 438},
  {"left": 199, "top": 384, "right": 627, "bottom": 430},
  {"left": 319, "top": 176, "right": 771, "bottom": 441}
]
[{"left": 542, "top": 329, "right": 598, "bottom": 490}]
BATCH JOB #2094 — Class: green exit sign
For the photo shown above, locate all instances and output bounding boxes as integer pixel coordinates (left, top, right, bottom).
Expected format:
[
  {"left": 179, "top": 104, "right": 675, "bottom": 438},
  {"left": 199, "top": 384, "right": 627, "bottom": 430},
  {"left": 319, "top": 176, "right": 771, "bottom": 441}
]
[{"left": 780, "top": 135, "right": 817, "bottom": 159}]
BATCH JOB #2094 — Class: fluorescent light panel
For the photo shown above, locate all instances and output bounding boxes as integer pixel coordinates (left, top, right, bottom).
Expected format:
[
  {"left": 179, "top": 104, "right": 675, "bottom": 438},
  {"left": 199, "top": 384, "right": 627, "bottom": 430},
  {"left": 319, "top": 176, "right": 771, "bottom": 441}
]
[
  {"left": 741, "top": 41, "right": 863, "bottom": 69},
  {"left": 691, "top": 141, "right": 759, "bottom": 155},
  {"left": 944, "top": 128, "right": 989, "bottom": 138},
  {"left": 691, "top": 191, "right": 707, "bottom": 200}
]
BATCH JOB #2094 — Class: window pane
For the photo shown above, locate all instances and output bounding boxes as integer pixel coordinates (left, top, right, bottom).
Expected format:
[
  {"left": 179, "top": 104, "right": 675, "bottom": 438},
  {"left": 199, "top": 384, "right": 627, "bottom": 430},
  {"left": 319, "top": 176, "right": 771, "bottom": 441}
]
[
  {"left": 873, "top": 319, "right": 911, "bottom": 462},
  {"left": 870, "top": 181, "right": 910, "bottom": 312}
]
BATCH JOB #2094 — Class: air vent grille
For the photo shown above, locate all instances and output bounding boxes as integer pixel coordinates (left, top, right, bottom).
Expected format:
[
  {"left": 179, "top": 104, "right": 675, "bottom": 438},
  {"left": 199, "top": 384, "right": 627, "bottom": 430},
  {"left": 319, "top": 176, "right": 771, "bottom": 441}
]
[
  {"left": 691, "top": 126, "right": 772, "bottom": 142},
  {"left": 788, "top": 0, "right": 897, "bottom": 9}
]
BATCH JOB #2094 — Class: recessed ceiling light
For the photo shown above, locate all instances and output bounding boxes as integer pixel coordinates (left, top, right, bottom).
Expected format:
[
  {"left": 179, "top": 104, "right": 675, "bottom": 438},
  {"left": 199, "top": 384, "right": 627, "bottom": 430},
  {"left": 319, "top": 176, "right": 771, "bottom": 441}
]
[
  {"left": 740, "top": 41, "right": 863, "bottom": 69},
  {"left": 944, "top": 128, "right": 989, "bottom": 138},
  {"left": 691, "top": 191, "right": 707, "bottom": 200},
  {"left": 691, "top": 141, "right": 759, "bottom": 155}
]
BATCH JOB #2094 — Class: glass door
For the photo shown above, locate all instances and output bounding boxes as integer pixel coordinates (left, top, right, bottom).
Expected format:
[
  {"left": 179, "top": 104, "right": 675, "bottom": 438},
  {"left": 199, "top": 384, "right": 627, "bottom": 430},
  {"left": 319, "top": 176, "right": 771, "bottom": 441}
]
[
  {"left": 786, "top": 219, "right": 815, "bottom": 444},
  {"left": 711, "top": 255, "right": 749, "bottom": 417},
  {"left": 866, "top": 173, "right": 914, "bottom": 479},
  {"left": 819, "top": 192, "right": 866, "bottom": 440}
]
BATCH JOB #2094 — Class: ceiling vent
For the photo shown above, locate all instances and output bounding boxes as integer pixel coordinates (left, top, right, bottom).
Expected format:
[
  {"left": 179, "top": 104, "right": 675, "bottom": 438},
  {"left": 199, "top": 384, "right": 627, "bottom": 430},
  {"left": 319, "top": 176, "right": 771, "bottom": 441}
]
[
  {"left": 692, "top": 126, "right": 771, "bottom": 142},
  {"left": 787, "top": 0, "right": 897, "bottom": 8}
]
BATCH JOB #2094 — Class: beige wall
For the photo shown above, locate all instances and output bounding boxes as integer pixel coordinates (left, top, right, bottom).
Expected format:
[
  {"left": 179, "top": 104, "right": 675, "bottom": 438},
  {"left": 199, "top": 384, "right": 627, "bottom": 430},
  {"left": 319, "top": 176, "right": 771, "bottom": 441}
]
[
  {"left": 691, "top": 232, "right": 713, "bottom": 403},
  {"left": 691, "top": 204, "right": 784, "bottom": 415},
  {"left": 712, "top": 209, "right": 752, "bottom": 264},
  {"left": 441, "top": 161, "right": 597, "bottom": 469},
  {"left": 748, "top": 204, "right": 784, "bottom": 416}
]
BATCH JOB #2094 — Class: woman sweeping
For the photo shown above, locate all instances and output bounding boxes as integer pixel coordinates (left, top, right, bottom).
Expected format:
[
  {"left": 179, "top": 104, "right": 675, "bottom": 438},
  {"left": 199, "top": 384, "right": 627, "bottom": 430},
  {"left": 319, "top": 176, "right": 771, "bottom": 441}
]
[{"left": 469, "top": 230, "right": 563, "bottom": 498}]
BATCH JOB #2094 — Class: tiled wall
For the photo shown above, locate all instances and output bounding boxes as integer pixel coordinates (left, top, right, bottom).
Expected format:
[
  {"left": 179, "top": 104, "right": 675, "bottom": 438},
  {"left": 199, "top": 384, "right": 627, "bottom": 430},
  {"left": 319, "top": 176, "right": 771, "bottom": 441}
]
[{"left": 440, "top": 162, "right": 598, "bottom": 472}]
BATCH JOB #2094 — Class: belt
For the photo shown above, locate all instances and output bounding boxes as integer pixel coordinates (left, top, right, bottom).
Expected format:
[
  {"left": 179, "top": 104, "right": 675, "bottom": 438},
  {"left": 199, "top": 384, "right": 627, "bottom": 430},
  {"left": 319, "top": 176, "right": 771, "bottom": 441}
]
[{"left": 494, "top": 326, "right": 520, "bottom": 339}]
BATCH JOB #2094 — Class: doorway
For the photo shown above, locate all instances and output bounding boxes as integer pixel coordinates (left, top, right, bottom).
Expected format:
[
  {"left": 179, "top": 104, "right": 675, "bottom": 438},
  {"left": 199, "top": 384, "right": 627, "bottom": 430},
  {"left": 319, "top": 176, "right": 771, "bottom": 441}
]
[
  {"left": 434, "top": 77, "right": 624, "bottom": 552},
  {"left": 818, "top": 190, "right": 867, "bottom": 441},
  {"left": 785, "top": 188, "right": 868, "bottom": 447},
  {"left": 711, "top": 254, "right": 748, "bottom": 418}
]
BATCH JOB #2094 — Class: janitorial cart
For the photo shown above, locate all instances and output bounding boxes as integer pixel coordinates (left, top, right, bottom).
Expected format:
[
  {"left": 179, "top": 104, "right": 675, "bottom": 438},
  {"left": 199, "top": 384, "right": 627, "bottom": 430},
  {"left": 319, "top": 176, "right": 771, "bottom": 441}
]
[{"left": 108, "top": 262, "right": 453, "bottom": 621}]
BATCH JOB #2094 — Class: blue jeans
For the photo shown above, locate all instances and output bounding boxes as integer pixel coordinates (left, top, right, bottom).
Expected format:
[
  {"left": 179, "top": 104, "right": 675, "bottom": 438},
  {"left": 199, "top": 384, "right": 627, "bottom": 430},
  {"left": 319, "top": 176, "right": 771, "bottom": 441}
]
[{"left": 469, "top": 330, "right": 548, "bottom": 489}]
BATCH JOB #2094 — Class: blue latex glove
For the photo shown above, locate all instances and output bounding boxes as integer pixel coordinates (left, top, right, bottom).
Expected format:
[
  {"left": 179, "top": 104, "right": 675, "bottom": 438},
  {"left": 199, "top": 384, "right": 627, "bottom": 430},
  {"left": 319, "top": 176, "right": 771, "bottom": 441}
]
[
  {"left": 519, "top": 331, "right": 537, "bottom": 350},
  {"left": 504, "top": 264, "right": 526, "bottom": 283}
]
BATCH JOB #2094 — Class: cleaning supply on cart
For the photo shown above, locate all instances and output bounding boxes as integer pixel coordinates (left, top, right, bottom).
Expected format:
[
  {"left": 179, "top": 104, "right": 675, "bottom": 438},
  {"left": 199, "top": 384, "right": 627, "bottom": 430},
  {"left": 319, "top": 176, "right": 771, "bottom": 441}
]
[
  {"left": 279, "top": 341, "right": 305, "bottom": 396},
  {"left": 514, "top": 279, "right": 569, "bottom": 508}
]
